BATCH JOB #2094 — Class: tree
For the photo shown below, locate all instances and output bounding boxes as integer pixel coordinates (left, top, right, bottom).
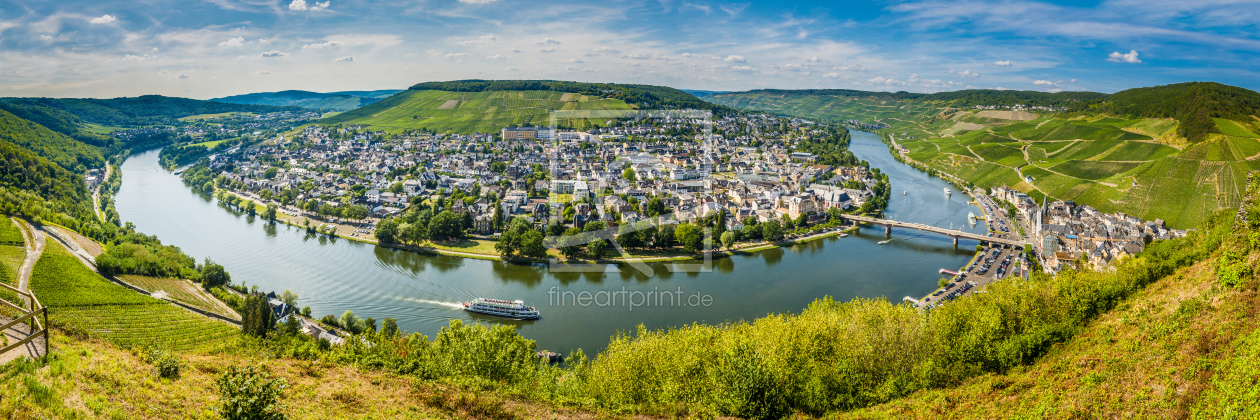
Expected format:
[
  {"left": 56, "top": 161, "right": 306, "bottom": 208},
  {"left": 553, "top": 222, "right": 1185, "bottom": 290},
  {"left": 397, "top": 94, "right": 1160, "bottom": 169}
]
[
  {"left": 622, "top": 166, "right": 637, "bottom": 182},
  {"left": 302, "top": 306, "right": 311, "bottom": 317},
  {"left": 675, "top": 223, "right": 703, "bottom": 253},
  {"left": 617, "top": 222, "right": 644, "bottom": 249},
  {"left": 721, "top": 230, "right": 736, "bottom": 249},
  {"left": 389, "top": 182, "right": 404, "bottom": 194},
  {"left": 242, "top": 294, "right": 276, "bottom": 337},
  {"left": 381, "top": 318, "right": 399, "bottom": 337},
  {"left": 520, "top": 230, "right": 548, "bottom": 258},
  {"left": 761, "top": 220, "right": 784, "bottom": 242},
  {"left": 216, "top": 364, "right": 288, "bottom": 420},
  {"left": 263, "top": 203, "right": 278, "bottom": 223},
  {"left": 559, "top": 227, "right": 584, "bottom": 259},
  {"left": 655, "top": 224, "right": 675, "bottom": 248},
  {"left": 428, "top": 210, "right": 465, "bottom": 241},
  {"left": 280, "top": 289, "right": 298, "bottom": 308},
  {"left": 645, "top": 198, "right": 667, "bottom": 217},
  {"left": 794, "top": 213, "right": 808, "bottom": 229},
  {"left": 339, "top": 310, "right": 362, "bottom": 334},
  {"left": 201, "top": 258, "right": 231, "bottom": 289},
  {"left": 374, "top": 218, "right": 399, "bottom": 243}
]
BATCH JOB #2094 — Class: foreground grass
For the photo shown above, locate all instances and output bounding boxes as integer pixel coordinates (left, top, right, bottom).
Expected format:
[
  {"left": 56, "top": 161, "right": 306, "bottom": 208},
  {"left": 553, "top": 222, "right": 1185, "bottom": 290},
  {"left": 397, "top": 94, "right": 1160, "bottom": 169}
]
[{"left": 0, "top": 333, "right": 550, "bottom": 420}]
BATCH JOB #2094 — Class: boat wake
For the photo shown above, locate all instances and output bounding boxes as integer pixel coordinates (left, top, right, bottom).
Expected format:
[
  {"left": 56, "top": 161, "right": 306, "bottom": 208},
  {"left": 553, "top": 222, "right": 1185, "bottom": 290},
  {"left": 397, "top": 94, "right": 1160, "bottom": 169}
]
[{"left": 399, "top": 297, "right": 465, "bottom": 310}]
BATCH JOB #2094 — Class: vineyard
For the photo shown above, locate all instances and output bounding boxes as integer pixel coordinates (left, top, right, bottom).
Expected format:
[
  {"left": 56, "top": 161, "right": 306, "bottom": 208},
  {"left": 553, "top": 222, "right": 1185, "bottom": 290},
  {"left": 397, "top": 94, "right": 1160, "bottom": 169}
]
[
  {"left": 0, "top": 215, "right": 24, "bottom": 245},
  {"left": 321, "top": 89, "right": 634, "bottom": 134},
  {"left": 53, "top": 304, "right": 239, "bottom": 352},
  {"left": 119, "top": 275, "right": 240, "bottom": 321},
  {"left": 708, "top": 89, "right": 1260, "bottom": 229},
  {"left": 30, "top": 241, "right": 239, "bottom": 352}
]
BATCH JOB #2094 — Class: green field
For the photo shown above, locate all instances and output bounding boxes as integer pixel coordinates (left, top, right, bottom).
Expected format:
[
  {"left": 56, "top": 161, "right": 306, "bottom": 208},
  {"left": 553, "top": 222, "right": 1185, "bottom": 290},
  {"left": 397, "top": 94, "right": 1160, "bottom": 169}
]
[
  {"left": 31, "top": 241, "right": 238, "bottom": 351},
  {"left": 708, "top": 90, "right": 1260, "bottom": 228},
  {"left": 0, "top": 215, "right": 24, "bottom": 245},
  {"left": 321, "top": 89, "right": 634, "bottom": 134}
]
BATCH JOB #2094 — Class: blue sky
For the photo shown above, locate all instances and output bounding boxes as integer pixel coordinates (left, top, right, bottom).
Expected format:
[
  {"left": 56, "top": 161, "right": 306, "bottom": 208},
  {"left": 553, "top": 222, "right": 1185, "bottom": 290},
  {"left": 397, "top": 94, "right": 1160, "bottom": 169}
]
[{"left": 1, "top": 0, "right": 1258, "bottom": 98}]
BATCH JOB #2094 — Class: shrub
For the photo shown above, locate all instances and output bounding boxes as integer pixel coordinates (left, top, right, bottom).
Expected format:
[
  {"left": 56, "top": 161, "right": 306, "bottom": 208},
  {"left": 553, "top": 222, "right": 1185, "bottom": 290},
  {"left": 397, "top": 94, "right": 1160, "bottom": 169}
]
[{"left": 216, "top": 364, "right": 288, "bottom": 420}]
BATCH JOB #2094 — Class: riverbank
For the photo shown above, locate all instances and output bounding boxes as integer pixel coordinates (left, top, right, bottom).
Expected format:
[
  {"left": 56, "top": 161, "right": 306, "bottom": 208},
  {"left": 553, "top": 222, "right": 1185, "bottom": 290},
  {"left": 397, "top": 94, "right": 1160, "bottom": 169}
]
[{"left": 211, "top": 188, "right": 870, "bottom": 264}]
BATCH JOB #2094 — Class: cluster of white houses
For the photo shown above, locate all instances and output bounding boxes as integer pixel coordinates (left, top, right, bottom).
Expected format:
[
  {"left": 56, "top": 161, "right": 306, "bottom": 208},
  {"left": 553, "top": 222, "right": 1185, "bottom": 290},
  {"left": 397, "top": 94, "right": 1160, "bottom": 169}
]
[{"left": 989, "top": 186, "right": 1184, "bottom": 272}]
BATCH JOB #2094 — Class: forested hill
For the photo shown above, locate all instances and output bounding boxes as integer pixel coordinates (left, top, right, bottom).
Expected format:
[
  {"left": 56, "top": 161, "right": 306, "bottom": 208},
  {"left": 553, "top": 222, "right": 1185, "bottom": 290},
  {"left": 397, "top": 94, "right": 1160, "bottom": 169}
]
[
  {"left": 0, "top": 109, "right": 103, "bottom": 172},
  {"left": 211, "top": 89, "right": 402, "bottom": 111},
  {"left": 408, "top": 79, "right": 737, "bottom": 113},
  {"left": 0, "top": 95, "right": 301, "bottom": 127},
  {"left": 1068, "top": 82, "right": 1260, "bottom": 142}
]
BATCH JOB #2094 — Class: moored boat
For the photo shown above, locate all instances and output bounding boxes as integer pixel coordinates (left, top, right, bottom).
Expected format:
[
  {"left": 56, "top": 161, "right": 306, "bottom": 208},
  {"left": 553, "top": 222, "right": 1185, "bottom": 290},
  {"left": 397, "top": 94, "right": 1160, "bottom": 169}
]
[{"left": 462, "top": 298, "right": 541, "bottom": 320}]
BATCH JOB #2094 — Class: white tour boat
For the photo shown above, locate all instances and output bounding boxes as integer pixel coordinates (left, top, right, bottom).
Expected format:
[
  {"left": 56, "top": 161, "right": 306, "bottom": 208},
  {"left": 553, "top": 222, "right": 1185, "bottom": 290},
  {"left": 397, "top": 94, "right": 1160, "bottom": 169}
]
[{"left": 462, "top": 298, "right": 541, "bottom": 320}]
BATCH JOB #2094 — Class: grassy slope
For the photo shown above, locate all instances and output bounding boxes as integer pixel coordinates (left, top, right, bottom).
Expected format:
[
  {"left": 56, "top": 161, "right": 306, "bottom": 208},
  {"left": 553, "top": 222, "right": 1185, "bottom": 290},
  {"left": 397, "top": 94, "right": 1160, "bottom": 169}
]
[
  {"left": 0, "top": 334, "right": 559, "bottom": 420},
  {"left": 834, "top": 251, "right": 1259, "bottom": 419},
  {"left": 708, "top": 91, "right": 1259, "bottom": 229},
  {"left": 320, "top": 89, "right": 633, "bottom": 134}
]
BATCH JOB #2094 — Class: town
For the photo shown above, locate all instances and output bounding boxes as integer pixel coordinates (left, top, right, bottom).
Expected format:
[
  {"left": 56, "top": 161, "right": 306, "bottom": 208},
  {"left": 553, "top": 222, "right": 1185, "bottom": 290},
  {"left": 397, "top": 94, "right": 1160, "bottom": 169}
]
[{"left": 188, "top": 111, "right": 893, "bottom": 255}]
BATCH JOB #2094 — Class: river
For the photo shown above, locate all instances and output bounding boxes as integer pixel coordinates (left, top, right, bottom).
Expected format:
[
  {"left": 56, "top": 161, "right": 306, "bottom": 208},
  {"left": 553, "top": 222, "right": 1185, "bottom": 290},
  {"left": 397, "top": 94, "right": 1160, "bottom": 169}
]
[{"left": 114, "top": 131, "right": 986, "bottom": 354}]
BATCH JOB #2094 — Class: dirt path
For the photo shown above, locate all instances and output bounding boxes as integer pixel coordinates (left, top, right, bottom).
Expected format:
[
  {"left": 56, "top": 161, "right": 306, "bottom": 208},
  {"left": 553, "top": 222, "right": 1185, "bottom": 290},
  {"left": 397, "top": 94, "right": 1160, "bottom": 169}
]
[
  {"left": 2, "top": 219, "right": 47, "bottom": 362},
  {"left": 15, "top": 220, "right": 44, "bottom": 293}
]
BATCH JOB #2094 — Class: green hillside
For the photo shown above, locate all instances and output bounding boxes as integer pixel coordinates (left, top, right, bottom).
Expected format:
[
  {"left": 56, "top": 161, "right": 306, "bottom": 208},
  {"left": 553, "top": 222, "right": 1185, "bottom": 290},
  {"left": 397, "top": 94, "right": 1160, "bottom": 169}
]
[
  {"left": 321, "top": 88, "right": 635, "bottom": 133},
  {"left": 708, "top": 85, "right": 1260, "bottom": 229},
  {"left": 1068, "top": 82, "right": 1260, "bottom": 142},
  {"left": 210, "top": 89, "right": 402, "bottom": 111},
  {"left": 0, "top": 110, "right": 104, "bottom": 172}
]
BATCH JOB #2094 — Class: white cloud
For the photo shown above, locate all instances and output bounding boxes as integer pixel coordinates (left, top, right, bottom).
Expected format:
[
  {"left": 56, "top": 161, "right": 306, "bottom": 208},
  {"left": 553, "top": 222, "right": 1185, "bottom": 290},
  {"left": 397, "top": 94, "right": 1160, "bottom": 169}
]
[
  {"left": 178, "top": 73, "right": 189, "bottom": 79},
  {"left": 219, "top": 37, "right": 245, "bottom": 48},
  {"left": 260, "top": 50, "right": 289, "bottom": 57},
  {"left": 1048, "top": 88, "right": 1063, "bottom": 93},
  {"left": 593, "top": 46, "right": 620, "bottom": 54},
  {"left": 565, "top": 58, "right": 584, "bottom": 63},
  {"left": 539, "top": 47, "right": 555, "bottom": 53},
  {"left": 623, "top": 53, "right": 652, "bottom": 59},
  {"left": 993, "top": 60, "right": 1012, "bottom": 66},
  {"left": 1107, "top": 50, "right": 1141, "bottom": 63},
  {"left": 457, "top": 35, "right": 499, "bottom": 46},
  {"left": 730, "top": 65, "right": 758, "bottom": 72},
  {"left": 724, "top": 55, "right": 746, "bottom": 63},
  {"left": 486, "top": 54, "right": 506, "bottom": 60},
  {"left": 834, "top": 63, "right": 867, "bottom": 72},
  {"left": 807, "top": 56, "right": 826, "bottom": 63},
  {"left": 332, "top": 56, "right": 353, "bottom": 62},
  {"left": 537, "top": 38, "right": 560, "bottom": 45},
  {"left": 89, "top": 15, "right": 117, "bottom": 24},
  {"left": 444, "top": 52, "right": 470, "bottom": 58},
  {"left": 302, "top": 40, "right": 343, "bottom": 49},
  {"left": 459, "top": 0, "right": 499, "bottom": 3},
  {"left": 288, "top": 0, "right": 329, "bottom": 11},
  {"left": 867, "top": 76, "right": 907, "bottom": 86},
  {"left": 950, "top": 69, "right": 980, "bottom": 78},
  {"left": 1033, "top": 80, "right": 1057, "bottom": 87}
]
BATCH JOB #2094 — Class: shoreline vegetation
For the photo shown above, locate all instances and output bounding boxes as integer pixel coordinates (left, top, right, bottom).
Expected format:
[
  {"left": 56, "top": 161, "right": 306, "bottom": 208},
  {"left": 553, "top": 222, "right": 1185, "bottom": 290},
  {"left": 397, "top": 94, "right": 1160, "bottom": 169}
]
[{"left": 212, "top": 187, "right": 865, "bottom": 264}]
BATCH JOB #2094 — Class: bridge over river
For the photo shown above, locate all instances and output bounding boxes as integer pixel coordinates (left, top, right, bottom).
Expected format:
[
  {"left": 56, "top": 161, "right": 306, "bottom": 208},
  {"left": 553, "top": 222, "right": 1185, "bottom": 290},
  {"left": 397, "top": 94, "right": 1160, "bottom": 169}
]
[{"left": 839, "top": 214, "right": 1029, "bottom": 247}]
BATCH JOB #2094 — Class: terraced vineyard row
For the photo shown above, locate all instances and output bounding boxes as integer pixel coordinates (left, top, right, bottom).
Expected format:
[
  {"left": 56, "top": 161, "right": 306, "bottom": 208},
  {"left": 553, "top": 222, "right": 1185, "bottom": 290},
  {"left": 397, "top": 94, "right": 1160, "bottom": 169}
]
[
  {"left": 54, "top": 304, "right": 239, "bottom": 351},
  {"left": 30, "top": 240, "right": 239, "bottom": 352}
]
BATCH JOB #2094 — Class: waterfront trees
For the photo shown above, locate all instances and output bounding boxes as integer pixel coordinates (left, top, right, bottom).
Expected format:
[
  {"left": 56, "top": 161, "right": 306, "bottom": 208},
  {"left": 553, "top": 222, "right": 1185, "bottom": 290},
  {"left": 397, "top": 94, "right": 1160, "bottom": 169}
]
[{"left": 428, "top": 210, "right": 465, "bottom": 241}]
